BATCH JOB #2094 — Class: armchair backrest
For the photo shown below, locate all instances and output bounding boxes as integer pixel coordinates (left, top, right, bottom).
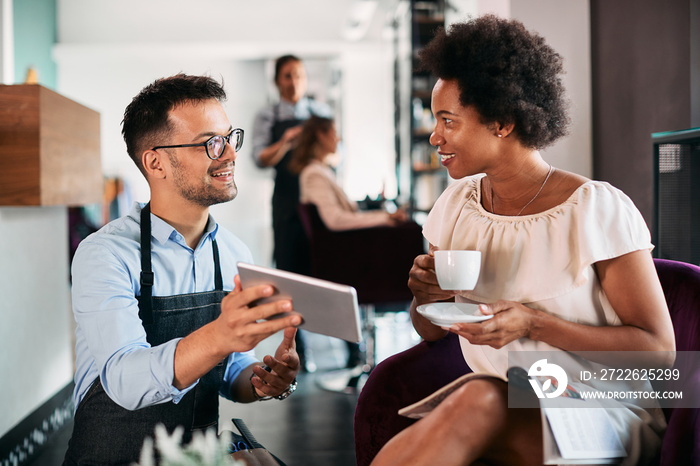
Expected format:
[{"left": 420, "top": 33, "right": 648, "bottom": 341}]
[
  {"left": 653, "top": 258, "right": 700, "bottom": 465},
  {"left": 653, "top": 258, "right": 700, "bottom": 352},
  {"left": 297, "top": 202, "right": 329, "bottom": 243}
]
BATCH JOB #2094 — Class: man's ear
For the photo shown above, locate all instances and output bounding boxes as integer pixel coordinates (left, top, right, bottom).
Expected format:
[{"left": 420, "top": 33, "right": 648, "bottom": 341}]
[{"left": 142, "top": 149, "right": 166, "bottom": 180}]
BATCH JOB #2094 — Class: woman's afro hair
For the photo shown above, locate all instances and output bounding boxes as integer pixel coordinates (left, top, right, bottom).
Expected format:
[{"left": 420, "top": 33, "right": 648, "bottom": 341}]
[{"left": 419, "top": 15, "right": 570, "bottom": 149}]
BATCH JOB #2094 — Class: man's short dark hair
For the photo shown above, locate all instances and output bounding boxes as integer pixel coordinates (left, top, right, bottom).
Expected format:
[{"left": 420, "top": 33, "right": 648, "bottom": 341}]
[
  {"left": 274, "top": 54, "right": 302, "bottom": 83},
  {"left": 121, "top": 74, "right": 227, "bottom": 174},
  {"left": 419, "top": 15, "right": 570, "bottom": 149}
]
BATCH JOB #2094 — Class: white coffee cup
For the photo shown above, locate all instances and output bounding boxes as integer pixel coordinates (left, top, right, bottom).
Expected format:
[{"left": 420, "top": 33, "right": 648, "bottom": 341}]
[{"left": 434, "top": 250, "right": 481, "bottom": 290}]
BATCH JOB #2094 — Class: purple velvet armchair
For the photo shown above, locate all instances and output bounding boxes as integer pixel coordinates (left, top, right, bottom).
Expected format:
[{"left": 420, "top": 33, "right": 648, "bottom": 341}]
[{"left": 354, "top": 258, "right": 700, "bottom": 465}]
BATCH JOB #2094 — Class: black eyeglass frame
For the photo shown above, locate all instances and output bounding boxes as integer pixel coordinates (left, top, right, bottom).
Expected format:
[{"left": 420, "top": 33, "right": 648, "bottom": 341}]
[{"left": 151, "top": 128, "right": 244, "bottom": 160}]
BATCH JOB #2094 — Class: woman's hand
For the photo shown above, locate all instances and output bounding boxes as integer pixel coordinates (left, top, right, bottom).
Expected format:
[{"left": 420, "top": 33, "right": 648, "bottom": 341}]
[
  {"left": 389, "top": 208, "right": 408, "bottom": 224},
  {"left": 408, "top": 245, "right": 458, "bottom": 341},
  {"left": 407, "top": 249, "right": 457, "bottom": 306},
  {"left": 448, "top": 301, "right": 537, "bottom": 349}
]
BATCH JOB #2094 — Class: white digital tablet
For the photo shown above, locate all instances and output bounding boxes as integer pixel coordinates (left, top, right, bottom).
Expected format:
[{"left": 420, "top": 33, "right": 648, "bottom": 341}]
[{"left": 236, "top": 262, "right": 362, "bottom": 343}]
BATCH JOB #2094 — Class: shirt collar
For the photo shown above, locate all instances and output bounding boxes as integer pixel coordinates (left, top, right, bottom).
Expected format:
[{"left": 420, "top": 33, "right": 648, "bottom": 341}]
[
  {"left": 203, "top": 215, "right": 219, "bottom": 241},
  {"left": 135, "top": 202, "right": 219, "bottom": 247}
]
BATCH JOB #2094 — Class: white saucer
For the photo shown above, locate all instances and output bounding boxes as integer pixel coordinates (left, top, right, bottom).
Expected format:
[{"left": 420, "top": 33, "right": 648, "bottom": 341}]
[{"left": 416, "top": 302, "right": 493, "bottom": 326}]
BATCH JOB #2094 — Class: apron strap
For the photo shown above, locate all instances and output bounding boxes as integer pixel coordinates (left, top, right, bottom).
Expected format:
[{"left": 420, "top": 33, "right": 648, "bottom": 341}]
[
  {"left": 139, "top": 203, "right": 224, "bottom": 323},
  {"left": 212, "top": 239, "right": 223, "bottom": 291},
  {"left": 139, "top": 203, "right": 154, "bottom": 324}
]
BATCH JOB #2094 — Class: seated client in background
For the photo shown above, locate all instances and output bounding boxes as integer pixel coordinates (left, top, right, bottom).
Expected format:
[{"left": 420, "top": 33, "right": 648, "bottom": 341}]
[{"left": 289, "top": 116, "right": 406, "bottom": 231}]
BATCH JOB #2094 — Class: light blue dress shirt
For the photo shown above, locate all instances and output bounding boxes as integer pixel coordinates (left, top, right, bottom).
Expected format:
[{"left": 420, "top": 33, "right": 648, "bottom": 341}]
[
  {"left": 71, "top": 203, "right": 258, "bottom": 412},
  {"left": 251, "top": 96, "right": 333, "bottom": 167}
]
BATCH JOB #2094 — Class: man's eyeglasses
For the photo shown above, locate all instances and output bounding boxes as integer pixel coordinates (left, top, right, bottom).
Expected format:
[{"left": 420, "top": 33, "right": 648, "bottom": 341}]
[{"left": 152, "top": 128, "right": 244, "bottom": 160}]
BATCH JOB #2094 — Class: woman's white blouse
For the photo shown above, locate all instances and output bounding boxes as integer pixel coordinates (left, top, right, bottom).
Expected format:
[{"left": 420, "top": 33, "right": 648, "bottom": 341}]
[{"left": 423, "top": 175, "right": 653, "bottom": 377}]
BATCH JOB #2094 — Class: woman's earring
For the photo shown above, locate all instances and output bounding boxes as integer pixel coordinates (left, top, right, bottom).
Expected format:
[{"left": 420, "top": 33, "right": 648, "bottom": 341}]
[{"left": 497, "top": 134, "right": 503, "bottom": 138}]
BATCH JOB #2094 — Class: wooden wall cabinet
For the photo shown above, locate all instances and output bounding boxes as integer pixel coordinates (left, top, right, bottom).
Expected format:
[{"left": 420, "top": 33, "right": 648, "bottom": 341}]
[{"left": 0, "top": 84, "right": 102, "bottom": 206}]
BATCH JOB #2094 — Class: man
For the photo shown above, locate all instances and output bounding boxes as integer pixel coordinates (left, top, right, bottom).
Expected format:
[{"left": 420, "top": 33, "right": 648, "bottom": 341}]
[{"left": 63, "top": 74, "right": 301, "bottom": 465}]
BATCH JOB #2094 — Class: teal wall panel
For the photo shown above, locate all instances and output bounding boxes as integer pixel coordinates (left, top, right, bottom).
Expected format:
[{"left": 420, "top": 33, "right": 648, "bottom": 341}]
[{"left": 13, "top": 0, "right": 57, "bottom": 89}]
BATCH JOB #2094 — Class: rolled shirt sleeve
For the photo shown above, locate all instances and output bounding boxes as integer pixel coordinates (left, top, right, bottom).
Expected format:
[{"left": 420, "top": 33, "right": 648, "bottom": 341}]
[{"left": 220, "top": 349, "right": 258, "bottom": 400}]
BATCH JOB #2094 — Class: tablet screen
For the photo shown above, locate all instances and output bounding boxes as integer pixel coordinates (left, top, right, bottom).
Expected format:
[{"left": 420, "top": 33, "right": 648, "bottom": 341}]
[{"left": 237, "top": 262, "right": 362, "bottom": 343}]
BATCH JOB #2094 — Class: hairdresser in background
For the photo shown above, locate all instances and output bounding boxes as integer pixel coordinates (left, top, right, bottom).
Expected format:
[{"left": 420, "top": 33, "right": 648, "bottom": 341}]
[{"left": 252, "top": 55, "right": 332, "bottom": 372}]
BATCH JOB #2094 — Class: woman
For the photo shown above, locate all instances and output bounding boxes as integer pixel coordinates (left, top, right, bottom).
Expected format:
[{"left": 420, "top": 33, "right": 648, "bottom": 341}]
[
  {"left": 290, "top": 116, "right": 406, "bottom": 231},
  {"left": 252, "top": 55, "right": 332, "bottom": 372},
  {"left": 370, "top": 16, "right": 675, "bottom": 465}
]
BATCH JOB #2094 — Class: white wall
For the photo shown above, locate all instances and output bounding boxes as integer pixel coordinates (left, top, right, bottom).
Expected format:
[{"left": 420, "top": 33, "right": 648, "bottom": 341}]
[
  {"left": 55, "top": 0, "right": 388, "bottom": 45},
  {"left": 340, "top": 44, "right": 398, "bottom": 200},
  {"left": 511, "top": 0, "right": 592, "bottom": 178},
  {"left": 0, "top": 0, "right": 13, "bottom": 83},
  {"left": 0, "top": 207, "right": 74, "bottom": 436}
]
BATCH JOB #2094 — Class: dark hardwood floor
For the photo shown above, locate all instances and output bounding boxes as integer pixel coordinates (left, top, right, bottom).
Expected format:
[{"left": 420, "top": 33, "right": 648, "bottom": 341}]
[{"left": 28, "top": 310, "right": 418, "bottom": 466}]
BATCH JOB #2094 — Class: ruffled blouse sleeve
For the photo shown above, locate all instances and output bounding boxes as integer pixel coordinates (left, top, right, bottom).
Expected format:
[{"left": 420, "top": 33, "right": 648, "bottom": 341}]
[{"left": 423, "top": 177, "right": 653, "bottom": 303}]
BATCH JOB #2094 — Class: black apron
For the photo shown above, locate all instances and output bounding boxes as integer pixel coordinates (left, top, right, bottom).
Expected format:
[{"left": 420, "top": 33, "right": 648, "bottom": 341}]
[
  {"left": 64, "top": 203, "right": 227, "bottom": 465},
  {"left": 271, "top": 104, "right": 311, "bottom": 275}
]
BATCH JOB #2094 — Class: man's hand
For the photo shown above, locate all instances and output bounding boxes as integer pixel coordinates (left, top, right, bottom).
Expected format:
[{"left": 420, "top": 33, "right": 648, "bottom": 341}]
[
  {"left": 250, "top": 327, "right": 300, "bottom": 398},
  {"left": 407, "top": 245, "right": 459, "bottom": 342},
  {"left": 173, "top": 275, "right": 301, "bottom": 390},
  {"left": 213, "top": 275, "right": 302, "bottom": 355}
]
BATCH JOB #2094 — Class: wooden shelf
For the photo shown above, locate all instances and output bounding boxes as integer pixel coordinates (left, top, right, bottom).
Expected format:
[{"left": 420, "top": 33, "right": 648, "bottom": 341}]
[{"left": 0, "top": 84, "right": 102, "bottom": 206}]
